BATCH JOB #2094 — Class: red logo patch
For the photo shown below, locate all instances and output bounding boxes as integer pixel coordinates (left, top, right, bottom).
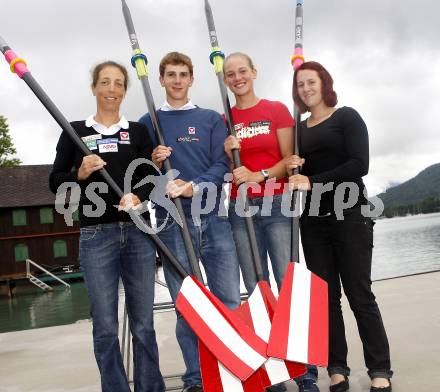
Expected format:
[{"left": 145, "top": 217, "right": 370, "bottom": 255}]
[
  {"left": 188, "top": 127, "right": 196, "bottom": 135},
  {"left": 120, "top": 132, "right": 130, "bottom": 140}
]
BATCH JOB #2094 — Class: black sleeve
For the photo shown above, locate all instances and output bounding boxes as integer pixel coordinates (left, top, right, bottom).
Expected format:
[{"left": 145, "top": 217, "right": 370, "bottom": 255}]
[
  {"left": 131, "top": 123, "right": 156, "bottom": 202},
  {"left": 49, "top": 130, "right": 80, "bottom": 194},
  {"left": 310, "top": 107, "right": 369, "bottom": 184}
]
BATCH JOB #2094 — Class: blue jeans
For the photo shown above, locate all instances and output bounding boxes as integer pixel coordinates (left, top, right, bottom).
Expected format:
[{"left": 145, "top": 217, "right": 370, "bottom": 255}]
[
  {"left": 156, "top": 214, "right": 241, "bottom": 388},
  {"left": 229, "top": 194, "right": 318, "bottom": 388},
  {"left": 79, "top": 222, "right": 165, "bottom": 392},
  {"left": 228, "top": 194, "right": 291, "bottom": 292}
]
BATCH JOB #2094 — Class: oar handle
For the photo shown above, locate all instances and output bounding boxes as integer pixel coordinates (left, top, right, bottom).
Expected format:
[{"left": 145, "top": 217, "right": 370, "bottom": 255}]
[
  {"left": 290, "top": 0, "right": 305, "bottom": 263},
  {"left": 204, "top": 0, "right": 265, "bottom": 282},
  {"left": 121, "top": 0, "right": 203, "bottom": 282},
  {"left": 0, "top": 37, "right": 187, "bottom": 279},
  {"left": 0, "top": 36, "right": 8, "bottom": 52}
]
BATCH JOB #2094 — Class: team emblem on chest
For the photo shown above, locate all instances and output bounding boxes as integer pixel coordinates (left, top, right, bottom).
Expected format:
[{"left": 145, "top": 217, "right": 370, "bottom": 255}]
[
  {"left": 188, "top": 127, "right": 196, "bottom": 135},
  {"left": 119, "top": 131, "right": 131, "bottom": 144}
]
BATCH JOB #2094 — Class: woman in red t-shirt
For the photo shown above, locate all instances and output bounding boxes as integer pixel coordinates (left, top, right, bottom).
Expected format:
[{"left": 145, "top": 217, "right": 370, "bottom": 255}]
[
  {"left": 223, "top": 52, "right": 294, "bottom": 293},
  {"left": 223, "top": 53, "right": 318, "bottom": 392}
]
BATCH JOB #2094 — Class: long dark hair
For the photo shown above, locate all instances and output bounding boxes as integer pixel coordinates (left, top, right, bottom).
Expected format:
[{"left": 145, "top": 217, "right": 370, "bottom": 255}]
[{"left": 293, "top": 61, "right": 337, "bottom": 113}]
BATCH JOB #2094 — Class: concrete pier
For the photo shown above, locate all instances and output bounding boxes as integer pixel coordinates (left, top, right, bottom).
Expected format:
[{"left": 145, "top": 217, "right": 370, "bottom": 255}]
[{"left": 1, "top": 272, "right": 439, "bottom": 392}]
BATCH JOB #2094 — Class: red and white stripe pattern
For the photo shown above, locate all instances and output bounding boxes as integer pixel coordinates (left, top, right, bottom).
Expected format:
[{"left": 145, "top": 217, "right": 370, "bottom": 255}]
[
  {"left": 200, "top": 282, "right": 306, "bottom": 391},
  {"left": 200, "top": 345, "right": 266, "bottom": 392},
  {"left": 267, "top": 262, "right": 328, "bottom": 366},
  {"left": 176, "top": 276, "right": 267, "bottom": 381},
  {"left": 243, "top": 282, "right": 306, "bottom": 385}
]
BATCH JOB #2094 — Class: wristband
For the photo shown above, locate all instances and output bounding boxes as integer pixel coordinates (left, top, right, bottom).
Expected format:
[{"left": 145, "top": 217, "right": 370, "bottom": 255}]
[
  {"left": 189, "top": 181, "right": 200, "bottom": 196},
  {"left": 260, "top": 169, "right": 269, "bottom": 181}
]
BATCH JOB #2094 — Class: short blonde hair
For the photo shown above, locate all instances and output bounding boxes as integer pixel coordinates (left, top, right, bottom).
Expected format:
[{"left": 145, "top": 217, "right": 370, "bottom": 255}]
[{"left": 223, "top": 52, "right": 255, "bottom": 72}]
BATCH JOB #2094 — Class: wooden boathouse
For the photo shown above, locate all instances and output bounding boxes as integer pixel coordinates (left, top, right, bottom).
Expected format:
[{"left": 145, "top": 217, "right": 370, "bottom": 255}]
[{"left": 0, "top": 165, "right": 79, "bottom": 281}]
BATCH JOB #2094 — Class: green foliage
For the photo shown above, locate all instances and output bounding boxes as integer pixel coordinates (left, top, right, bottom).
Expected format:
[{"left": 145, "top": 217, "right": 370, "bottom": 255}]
[
  {"left": 377, "top": 163, "right": 440, "bottom": 217},
  {"left": 0, "top": 115, "right": 21, "bottom": 167},
  {"left": 383, "top": 197, "right": 440, "bottom": 218}
]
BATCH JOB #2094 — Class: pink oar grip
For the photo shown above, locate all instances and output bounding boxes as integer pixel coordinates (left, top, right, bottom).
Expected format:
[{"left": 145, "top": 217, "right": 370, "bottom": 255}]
[
  {"left": 4, "top": 49, "right": 29, "bottom": 78},
  {"left": 293, "top": 47, "right": 304, "bottom": 70},
  {"left": 293, "top": 59, "right": 303, "bottom": 69}
]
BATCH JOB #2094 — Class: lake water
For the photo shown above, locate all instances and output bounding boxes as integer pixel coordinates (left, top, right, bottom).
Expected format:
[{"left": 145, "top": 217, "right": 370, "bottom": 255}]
[{"left": 1, "top": 212, "right": 440, "bottom": 333}]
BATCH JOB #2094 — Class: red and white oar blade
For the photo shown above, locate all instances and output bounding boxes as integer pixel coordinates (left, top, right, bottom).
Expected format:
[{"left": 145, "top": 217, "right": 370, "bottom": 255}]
[
  {"left": 200, "top": 341, "right": 266, "bottom": 392},
  {"left": 176, "top": 276, "right": 267, "bottom": 381},
  {"left": 200, "top": 341, "right": 305, "bottom": 391},
  {"left": 242, "top": 282, "right": 307, "bottom": 386},
  {"left": 267, "top": 262, "right": 328, "bottom": 366},
  {"left": 200, "top": 283, "right": 306, "bottom": 390}
]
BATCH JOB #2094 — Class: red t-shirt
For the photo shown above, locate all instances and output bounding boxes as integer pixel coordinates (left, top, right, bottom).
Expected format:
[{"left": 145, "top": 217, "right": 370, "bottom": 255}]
[{"left": 230, "top": 99, "right": 294, "bottom": 198}]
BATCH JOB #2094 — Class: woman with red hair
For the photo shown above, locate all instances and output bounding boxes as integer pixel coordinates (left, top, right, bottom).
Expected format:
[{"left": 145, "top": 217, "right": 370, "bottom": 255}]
[{"left": 287, "top": 61, "right": 393, "bottom": 392}]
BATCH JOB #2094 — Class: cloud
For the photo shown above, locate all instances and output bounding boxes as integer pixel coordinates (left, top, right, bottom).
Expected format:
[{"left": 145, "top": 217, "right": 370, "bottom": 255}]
[{"left": 0, "top": 0, "right": 439, "bottom": 196}]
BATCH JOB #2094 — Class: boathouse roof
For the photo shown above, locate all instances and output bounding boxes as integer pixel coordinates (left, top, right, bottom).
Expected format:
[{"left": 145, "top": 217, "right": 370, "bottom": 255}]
[{"left": 0, "top": 165, "right": 55, "bottom": 208}]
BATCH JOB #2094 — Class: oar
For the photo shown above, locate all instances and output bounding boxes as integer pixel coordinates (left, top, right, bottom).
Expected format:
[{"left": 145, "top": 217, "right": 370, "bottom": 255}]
[
  {"left": 199, "top": 1, "right": 306, "bottom": 390},
  {"left": 203, "top": 0, "right": 275, "bottom": 338},
  {"left": 199, "top": 305, "right": 306, "bottom": 392},
  {"left": 0, "top": 36, "right": 267, "bottom": 382},
  {"left": 267, "top": 0, "right": 329, "bottom": 367},
  {"left": 120, "top": 0, "right": 202, "bottom": 281},
  {"left": 119, "top": 0, "right": 270, "bottom": 380}
]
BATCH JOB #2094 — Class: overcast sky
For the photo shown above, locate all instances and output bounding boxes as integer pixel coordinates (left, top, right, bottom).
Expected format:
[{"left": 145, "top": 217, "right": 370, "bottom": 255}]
[{"left": 1, "top": 0, "right": 439, "bottom": 196}]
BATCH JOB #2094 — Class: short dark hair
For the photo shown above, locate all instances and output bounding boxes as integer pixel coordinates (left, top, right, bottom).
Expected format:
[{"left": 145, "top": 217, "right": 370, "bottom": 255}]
[
  {"left": 91, "top": 61, "right": 129, "bottom": 91},
  {"left": 159, "top": 52, "right": 193, "bottom": 77},
  {"left": 293, "top": 61, "right": 338, "bottom": 114}
]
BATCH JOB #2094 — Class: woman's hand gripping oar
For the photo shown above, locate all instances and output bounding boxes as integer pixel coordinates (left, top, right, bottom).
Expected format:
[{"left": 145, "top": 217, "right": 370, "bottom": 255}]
[
  {"left": 267, "top": 0, "right": 329, "bottom": 368},
  {"left": 119, "top": 0, "right": 269, "bottom": 381},
  {"left": 0, "top": 34, "right": 266, "bottom": 382},
  {"left": 198, "top": 1, "right": 307, "bottom": 390}
]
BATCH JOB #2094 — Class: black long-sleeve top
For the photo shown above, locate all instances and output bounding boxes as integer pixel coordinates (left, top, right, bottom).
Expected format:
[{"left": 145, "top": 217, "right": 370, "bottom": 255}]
[
  {"left": 49, "top": 121, "right": 155, "bottom": 227},
  {"left": 299, "top": 106, "right": 369, "bottom": 215}
]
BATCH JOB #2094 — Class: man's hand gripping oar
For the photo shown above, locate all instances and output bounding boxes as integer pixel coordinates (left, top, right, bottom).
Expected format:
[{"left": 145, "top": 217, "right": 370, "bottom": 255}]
[
  {"left": 199, "top": 1, "right": 307, "bottom": 390},
  {"left": 119, "top": 1, "right": 269, "bottom": 381},
  {"left": 0, "top": 34, "right": 266, "bottom": 382}
]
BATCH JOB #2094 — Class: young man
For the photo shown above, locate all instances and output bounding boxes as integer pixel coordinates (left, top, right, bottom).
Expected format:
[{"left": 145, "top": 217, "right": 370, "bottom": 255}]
[{"left": 139, "top": 52, "right": 241, "bottom": 392}]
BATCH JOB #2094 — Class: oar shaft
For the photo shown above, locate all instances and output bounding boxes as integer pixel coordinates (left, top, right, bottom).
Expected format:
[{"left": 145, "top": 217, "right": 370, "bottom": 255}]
[
  {"left": 204, "top": 0, "right": 264, "bottom": 281},
  {"left": 0, "top": 37, "right": 187, "bottom": 279},
  {"left": 121, "top": 0, "right": 202, "bottom": 281},
  {"left": 290, "top": 0, "right": 305, "bottom": 262}
]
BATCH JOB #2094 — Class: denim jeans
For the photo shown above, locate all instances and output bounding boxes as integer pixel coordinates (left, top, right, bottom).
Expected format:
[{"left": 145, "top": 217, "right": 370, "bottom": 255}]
[
  {"left": 156, "top": 214, "right": 241, "bottom": 388},
  {"left": 229, "top": 194, "right": 318, "bottom": 387},
  {"left": 79, "top": 222, "right": 165, "bottom": 392},
  {"left": 228, "top": 194, "right": 291, "bottom": 293},
  {"left": 300, "top": 208, "right": 393, "bottom": 379}
]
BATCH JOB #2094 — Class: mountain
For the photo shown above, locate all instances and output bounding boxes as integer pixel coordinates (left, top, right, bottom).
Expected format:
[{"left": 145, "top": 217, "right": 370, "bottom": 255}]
[{"left": 376, "top": 163, "right": 440, "bottom": 216}]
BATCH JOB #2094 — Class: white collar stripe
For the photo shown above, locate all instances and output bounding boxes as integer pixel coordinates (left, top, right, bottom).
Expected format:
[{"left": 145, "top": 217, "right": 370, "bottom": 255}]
[
  {"left": 160, "top": 100, "right": 197, "bottom": 111},
  {"left": 85, "top": 115, "right": 129, "bottom": 135}
]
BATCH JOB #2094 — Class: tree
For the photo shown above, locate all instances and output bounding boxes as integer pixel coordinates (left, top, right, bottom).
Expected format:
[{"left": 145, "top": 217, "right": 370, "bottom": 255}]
[{"left": 0, "top": 115, "right": 21, "bottom": 167}]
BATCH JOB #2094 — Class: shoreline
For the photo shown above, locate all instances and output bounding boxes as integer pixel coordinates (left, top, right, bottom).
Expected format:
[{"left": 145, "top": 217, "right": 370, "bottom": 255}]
[{"left": 1, "top": 272, "right": 439, "bottom": 391}]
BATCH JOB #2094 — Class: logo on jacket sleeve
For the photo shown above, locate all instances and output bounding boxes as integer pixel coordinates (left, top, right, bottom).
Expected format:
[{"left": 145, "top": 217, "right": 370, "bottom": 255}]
[{"left": 188, "top": 127, "right": 196, "bottom": 135}]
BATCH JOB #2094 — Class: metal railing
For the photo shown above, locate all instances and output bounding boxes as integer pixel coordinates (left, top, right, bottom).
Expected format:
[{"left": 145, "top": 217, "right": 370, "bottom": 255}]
[
  {"left": 120, "top": 277, "right": 185, "bottom": 391},
  {"left": 26, "top": 259, "right": 70, "bottom": 290},
  {"left": 120, "top": 273, "right": 250, "bottom": 391}
]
